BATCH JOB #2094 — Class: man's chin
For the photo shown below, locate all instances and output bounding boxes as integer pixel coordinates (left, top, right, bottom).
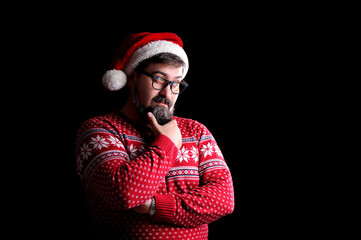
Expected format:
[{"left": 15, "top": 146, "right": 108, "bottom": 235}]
[{"left": 148, "top": 106, "right": 173, "bottom": 125}]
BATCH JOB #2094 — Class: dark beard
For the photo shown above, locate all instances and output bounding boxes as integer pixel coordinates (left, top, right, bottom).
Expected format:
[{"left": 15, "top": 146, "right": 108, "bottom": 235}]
[{"left": 134, "top": 91, "right": 174, "bottom": 126}]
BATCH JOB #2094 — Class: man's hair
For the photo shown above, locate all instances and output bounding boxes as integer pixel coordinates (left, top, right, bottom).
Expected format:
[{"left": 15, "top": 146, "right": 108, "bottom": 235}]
[{"left": 134, "top": 52, "right": 185, "bottom": 74}]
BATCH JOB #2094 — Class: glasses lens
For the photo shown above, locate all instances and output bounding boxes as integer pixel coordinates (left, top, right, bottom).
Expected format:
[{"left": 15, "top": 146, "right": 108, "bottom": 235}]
[
  {"left": 152, "top": 76, "right": 187, "bottom": 94},
  {"left": 152, "top": 77, "right": 167, "bottom": 90},
  {"left": 172, "top": 81, "right": 187, "bottom": 94},
  {"left": 171, "top": 82, "right": 181, "bottom": 94}
]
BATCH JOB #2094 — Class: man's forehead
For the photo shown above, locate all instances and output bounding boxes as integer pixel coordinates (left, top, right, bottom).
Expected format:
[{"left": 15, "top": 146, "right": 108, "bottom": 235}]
[{"left": 146, "top": 63, "right": 183, "bottom": 79}]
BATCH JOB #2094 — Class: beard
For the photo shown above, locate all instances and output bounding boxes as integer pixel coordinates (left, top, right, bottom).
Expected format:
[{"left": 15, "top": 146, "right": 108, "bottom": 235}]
[{"left": 133, "top": 88, "right": 175, "bottom": 125}]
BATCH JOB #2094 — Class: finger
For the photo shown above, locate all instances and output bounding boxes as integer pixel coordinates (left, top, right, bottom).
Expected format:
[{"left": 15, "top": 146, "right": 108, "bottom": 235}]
[
  {"left": 167, "top": 119, "right": 178, "bottom": 127},
  {"left": 147, "top": 112, "right": 159, "bottom": 127},
  {"left": 171, "top": 119, "right": 178, "bottom": 126}
]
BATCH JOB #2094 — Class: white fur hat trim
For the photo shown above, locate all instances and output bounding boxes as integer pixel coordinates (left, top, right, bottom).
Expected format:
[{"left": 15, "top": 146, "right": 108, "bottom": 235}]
[{"left": 124, "top": 40, "right": 189, "bottom": 77}]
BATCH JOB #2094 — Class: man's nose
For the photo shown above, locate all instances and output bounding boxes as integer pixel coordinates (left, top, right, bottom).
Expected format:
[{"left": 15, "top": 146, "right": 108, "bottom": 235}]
[{"left": 159, "top": 84, "right": 173, "bottom": 99}]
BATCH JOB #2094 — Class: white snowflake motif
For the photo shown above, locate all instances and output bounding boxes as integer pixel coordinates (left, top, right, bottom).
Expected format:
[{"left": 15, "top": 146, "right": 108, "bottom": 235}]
[
  {"left": 189, "top": 146, "right": 199, "bottom": 163},
  {"left": 177, "top": 147, "right": 190, "bottom": 163},
  {"left": 127, "top": 144, "right": 145, "bottom": 160},
  {"left": 200, "top": 142, "right": 214, "bottom": 157},
  {"left": 76, "top": 155, "right": 83, "bottom": 177},
  {"left": 79, "top": 143, "right": 92, "bottom": 160},
  {"left": 213, "top": 144, "right": 223, "bottom": 158},
  {"left": 108, "top": 135, "right": 123, "bottom": 148},
  {"left": 89, "top": 135, "right": 109, "bottom": 150}
]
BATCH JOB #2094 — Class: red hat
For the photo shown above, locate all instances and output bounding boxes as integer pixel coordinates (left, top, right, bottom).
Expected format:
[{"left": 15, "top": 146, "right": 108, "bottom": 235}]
[{"left": 102, "top": 32, "right": 189, "bottom": 91}]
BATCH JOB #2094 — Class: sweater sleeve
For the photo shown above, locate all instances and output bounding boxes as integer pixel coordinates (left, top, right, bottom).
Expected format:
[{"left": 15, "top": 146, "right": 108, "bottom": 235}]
[
  {"left": 75, "top": 117, "right": 178, "bottom": 210},
  {"left": 151, "top": 122, "right": 235, "bottom": 227}
]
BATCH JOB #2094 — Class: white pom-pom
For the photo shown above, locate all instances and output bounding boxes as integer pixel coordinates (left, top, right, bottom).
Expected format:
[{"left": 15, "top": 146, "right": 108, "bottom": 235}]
[{"left": 102, "top": 70, "right": 127, "bottom": 91}]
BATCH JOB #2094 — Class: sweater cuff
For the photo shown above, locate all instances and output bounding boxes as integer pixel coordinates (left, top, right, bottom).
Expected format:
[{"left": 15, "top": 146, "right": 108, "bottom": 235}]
[
  {"left": 152, "top": 194, "right": 176, "bottom": 224},
  {"left": 152, "top": 135, "right": 179, "bottom": 165}
]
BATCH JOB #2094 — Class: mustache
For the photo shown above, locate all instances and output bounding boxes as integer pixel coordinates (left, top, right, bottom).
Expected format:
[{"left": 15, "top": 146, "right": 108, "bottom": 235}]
[{"left": 151, "top": 96, "right": 172, "bottom": 108}]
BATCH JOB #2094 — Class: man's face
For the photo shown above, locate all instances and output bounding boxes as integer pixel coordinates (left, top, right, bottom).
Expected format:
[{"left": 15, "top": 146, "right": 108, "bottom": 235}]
[{"left": 133, "top": 63, "right": 183, "bottom": 125}]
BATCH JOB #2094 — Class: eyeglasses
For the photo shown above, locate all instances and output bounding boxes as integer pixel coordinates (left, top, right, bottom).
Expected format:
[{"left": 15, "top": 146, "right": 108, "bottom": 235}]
[{"left": 141, "top": 70, "right": 188, "bottom": 95}]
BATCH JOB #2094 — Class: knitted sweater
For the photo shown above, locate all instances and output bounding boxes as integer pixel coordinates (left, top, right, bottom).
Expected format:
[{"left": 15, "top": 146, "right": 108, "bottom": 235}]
[{"left": 75, "top": 110, "right": 235, "bottom": 239}]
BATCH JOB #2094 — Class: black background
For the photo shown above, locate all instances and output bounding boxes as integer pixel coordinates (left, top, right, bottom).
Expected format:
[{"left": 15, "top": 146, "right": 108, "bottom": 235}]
[{"left": 6, "top": 8, "right": 324, "bottom": 239}]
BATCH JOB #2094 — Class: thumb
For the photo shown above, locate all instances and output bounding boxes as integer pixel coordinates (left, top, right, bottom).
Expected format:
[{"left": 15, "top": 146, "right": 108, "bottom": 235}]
[{"left": 147, "top": 112, "right": 159, "bottom": 128}]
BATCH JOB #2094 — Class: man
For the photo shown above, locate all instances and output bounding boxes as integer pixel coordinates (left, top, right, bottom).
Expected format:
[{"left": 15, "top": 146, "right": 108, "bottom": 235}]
[{"left": 75, "top": 32, "right": 234, "bottom": 239}]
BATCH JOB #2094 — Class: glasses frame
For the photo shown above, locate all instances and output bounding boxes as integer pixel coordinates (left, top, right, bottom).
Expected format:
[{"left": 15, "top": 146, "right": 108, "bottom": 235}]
[{"left": 141, "top": 70, "right": 188, "bottom": 95}]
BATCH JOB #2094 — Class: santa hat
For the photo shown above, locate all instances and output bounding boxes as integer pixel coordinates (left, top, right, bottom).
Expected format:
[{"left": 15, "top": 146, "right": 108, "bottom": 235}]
[{"left": 102, "top": 32, "right": 189, "bottom": 91}]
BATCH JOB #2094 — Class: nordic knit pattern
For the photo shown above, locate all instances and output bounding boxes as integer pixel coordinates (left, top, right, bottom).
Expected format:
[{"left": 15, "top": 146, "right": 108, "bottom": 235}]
[{"left": 75, "top": 111, "right": 235, "bottom": 239}]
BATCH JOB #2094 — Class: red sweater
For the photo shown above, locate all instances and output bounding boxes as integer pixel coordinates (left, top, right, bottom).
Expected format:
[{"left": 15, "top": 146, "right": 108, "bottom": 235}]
[{"left": 75, "top": 110, "right": 235, "bottom": 239}]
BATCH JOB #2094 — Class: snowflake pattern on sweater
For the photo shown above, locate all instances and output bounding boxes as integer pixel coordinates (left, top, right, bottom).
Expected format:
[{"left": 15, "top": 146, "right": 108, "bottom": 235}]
[{"left": 75, "top": 111, "right": 235, "bottom": 239}]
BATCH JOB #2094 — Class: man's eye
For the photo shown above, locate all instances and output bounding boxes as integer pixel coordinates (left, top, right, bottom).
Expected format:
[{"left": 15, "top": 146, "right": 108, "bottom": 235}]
[{"left": 155, "top": 77, "right": 165, "bottom": 83}]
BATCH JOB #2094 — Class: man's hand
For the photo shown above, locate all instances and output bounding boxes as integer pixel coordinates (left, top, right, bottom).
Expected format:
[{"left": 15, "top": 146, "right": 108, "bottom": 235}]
[
  {"left": 133, "top": 198, "right": 152, "bottom": 214},
  {"left": 147, "top": 112, "right": 182, "bottom": 149}
]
